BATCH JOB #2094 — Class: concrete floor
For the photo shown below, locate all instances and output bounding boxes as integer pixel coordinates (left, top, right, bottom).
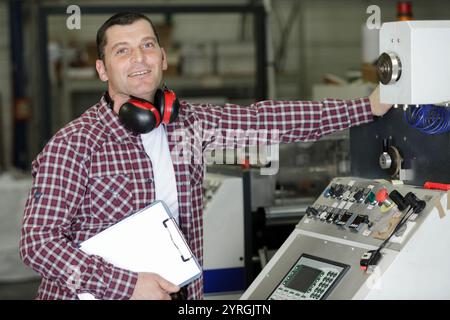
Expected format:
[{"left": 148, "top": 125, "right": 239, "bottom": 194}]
[{"left": 0, "top": 279, "right": 40, "bottom": 300}]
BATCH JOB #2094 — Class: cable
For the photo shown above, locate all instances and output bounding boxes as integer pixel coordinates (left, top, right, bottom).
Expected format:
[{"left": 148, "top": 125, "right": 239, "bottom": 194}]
[
  {"left": 404, "top": 105, "right": 450, "bottom": 135},
  {"left": 364, "top": 206, "right": 414, "bottom": 271}
]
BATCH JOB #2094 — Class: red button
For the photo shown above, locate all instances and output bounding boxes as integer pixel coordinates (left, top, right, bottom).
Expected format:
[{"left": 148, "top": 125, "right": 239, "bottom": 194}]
[{"left": 376, "top": 188, "right": 389, "bottom": 203}]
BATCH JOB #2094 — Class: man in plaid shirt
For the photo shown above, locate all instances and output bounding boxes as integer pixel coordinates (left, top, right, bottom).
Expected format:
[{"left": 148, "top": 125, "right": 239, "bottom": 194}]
[{"left": 20, "top": 12, "right": 391, "bottom": 300}]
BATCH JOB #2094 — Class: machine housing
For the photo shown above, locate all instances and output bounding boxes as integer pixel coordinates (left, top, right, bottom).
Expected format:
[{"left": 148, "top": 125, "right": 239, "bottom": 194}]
[{"left": 379, "top": 21, "right": 450, "bottom": 105}]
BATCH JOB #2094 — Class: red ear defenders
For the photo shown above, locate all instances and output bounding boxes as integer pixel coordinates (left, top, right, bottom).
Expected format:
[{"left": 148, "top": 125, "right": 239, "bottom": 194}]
[{"left": 114, "top": 88, "right": 179, "bottom": 134}]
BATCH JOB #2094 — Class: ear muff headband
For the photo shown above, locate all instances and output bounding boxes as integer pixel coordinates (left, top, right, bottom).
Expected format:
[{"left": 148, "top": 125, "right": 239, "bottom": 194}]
[{"left": 162, "top": 90, "right": 176, "bottom": 124}]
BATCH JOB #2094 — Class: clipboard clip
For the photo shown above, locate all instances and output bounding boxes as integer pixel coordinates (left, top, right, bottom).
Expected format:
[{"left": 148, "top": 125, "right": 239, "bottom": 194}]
[{"left": 163, "top": 218, "right": 192, "bottom": 262}]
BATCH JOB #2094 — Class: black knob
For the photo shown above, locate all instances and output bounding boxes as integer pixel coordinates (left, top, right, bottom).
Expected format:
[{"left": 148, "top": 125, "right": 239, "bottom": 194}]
[
  {"left": 306, "top": 206, "right": 319, "bottom": 217},
  {"left": 389, "top": 190, "right": 408, "bottom": 211},
  {"left": 353, "top": 189, "right": 364, "bottom": 202},
  {"left": 404, "top": 192, "right": 426, "bottom": 214},
  {"left": 334, "top": 185, "right": 344, "bottom": 199},
  {"left": 328, "top": 184, "right": 337, "bottom": 197}
]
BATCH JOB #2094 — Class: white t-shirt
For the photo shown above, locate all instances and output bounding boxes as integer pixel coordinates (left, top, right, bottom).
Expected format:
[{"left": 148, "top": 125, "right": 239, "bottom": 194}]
[{"left": 140, "top": 125, "right": 180, "bottom": 223}]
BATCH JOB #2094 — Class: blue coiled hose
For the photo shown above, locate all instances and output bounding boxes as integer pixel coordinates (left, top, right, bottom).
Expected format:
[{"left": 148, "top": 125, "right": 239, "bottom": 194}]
[{"left": 403, "top": 104, "right": 450, "bottom": 135}]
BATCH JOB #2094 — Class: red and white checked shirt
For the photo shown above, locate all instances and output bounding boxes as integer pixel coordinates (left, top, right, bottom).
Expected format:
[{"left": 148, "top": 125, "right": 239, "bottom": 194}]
[{"left": 20, "top": 95, "right": 373, "bottom": 300}]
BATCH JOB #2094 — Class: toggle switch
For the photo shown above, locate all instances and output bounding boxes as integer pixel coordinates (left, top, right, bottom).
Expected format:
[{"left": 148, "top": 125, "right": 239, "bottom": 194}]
[
  {"left": 404, "top": 192, "right": 426, "bottom": 214},
  {"left": 388, "top": 190, "right": 408, "bottom": 211}
]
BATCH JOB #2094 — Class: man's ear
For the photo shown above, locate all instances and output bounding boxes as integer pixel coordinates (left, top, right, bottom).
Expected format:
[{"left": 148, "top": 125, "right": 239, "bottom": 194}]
[
  {"left": 161, "top": 48, "right": 168, "bottom": 71},
  {"left": 96, "top": 59, "right": 109, "bottom": 82}
]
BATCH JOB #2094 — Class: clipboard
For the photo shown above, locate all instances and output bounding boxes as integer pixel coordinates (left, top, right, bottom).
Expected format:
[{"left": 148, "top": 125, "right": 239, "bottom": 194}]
[{"left": 77, "top": 201, "right": 202, "bottom": 300}]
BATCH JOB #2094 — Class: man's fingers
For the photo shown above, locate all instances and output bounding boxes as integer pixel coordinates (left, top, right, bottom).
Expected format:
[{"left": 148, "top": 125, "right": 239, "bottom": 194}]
[
  {"left": 155, "top": 275, "right": 180, "bottom": 293},
  {"left": 156, "top": 291, "right": 172, "bottom": 300}
]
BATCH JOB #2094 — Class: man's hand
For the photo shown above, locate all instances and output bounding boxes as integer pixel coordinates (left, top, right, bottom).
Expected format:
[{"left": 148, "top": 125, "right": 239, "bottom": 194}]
[
  {"left": 369, "top": 85, "right": 392, "bottom": 116},
  {"left": 130, "top": 272, "right": 180, "bottom": 300}
]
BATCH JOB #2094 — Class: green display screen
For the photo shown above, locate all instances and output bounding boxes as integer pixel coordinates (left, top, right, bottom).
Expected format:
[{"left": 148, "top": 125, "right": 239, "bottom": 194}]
[{"left": 285, "top": 265, "right": 322, "bottom": 292}]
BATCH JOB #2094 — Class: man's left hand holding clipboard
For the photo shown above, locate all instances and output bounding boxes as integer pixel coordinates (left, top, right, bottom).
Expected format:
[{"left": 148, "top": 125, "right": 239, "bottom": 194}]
[
  {"left": 77, "top": 201, "right": 202, "bottom": 300},
  {"left": 130, "top": 273, "right": 180, "bottom": 300}
]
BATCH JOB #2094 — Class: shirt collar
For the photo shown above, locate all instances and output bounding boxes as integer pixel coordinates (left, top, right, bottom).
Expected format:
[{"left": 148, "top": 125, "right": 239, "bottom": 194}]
[{"left": 97, "top": 94, "right": 141, "bottom": 144}]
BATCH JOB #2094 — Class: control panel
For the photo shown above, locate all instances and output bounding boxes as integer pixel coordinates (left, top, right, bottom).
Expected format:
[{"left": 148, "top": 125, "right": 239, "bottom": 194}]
[
  {"left": 269, "top": 254, "right": 348, "bottom": 300},
  {"left": 306, "top": 182, "right": 375, "bottom": 231},
  {"left": 241, "top": 177, "right": 449, "bottom": 300},
  {"left": 302, "top": 178, "right": 434, "bottom": 247}
]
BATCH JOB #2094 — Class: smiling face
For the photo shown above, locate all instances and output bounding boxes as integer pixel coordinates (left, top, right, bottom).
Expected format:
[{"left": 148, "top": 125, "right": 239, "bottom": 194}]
[{"left": 95, "top": 19, "right": 167, "bottom": 111}]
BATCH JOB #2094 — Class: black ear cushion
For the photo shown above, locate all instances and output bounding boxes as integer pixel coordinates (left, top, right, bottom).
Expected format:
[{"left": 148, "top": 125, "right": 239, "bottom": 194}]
[{"left": 119, "top": 102, "right": 158, "bottom": 134}]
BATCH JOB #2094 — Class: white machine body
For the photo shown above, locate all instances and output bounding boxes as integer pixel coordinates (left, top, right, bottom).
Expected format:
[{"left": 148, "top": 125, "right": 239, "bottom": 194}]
[
  {"left": 203, "top": 173, "right": 245, "bottom": 297},
  {"left": 379, "top": 21, "right": 450, "bottom": 105}
]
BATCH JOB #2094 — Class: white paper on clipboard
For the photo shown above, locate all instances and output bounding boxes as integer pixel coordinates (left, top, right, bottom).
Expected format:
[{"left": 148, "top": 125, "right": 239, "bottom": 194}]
[{"left": 77, "top": 201, "right": 202, "bottom": 300}]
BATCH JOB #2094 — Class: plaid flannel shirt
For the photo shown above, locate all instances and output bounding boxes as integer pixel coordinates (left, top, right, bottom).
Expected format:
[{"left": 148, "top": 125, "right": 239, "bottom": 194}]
[{"left": 20, "top": 95, "right": 373, "bottom": 299}]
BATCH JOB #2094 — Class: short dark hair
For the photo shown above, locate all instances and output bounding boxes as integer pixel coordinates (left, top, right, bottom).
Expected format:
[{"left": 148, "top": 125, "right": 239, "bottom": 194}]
[{"left": 96, "top": 12, "right": 160, "bottom": 60}]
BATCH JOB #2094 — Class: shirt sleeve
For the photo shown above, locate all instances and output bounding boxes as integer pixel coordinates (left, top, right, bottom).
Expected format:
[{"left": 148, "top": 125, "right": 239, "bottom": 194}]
[
  {"left": 19, "top": 137, "right": 138, "bottom": 300},
  {"left": 186, "top": 97, "right": 373, "bottom": 150}
]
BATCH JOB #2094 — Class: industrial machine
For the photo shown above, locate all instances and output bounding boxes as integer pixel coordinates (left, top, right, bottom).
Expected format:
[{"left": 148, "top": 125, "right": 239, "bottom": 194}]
[{"left": 241, "top": 21, "right": 450, "bottom": 300}]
